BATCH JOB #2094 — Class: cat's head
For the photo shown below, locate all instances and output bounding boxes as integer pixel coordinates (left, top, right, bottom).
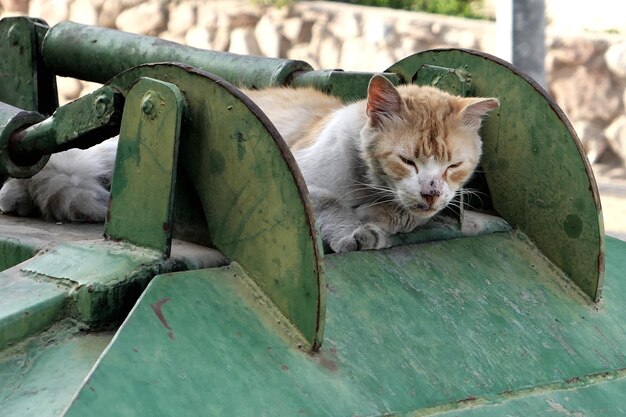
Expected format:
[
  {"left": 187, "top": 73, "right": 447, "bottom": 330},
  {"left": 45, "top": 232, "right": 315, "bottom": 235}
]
[{"left": 360, "top": 75, "right": 499, "bottom": 219}]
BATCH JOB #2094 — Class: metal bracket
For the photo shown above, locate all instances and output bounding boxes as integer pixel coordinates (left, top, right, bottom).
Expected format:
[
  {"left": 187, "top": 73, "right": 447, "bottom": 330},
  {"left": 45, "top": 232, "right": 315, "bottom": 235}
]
[
  {"left": 105, "top": 77, "right": 185, "bottom": 256},
  {"left": 0, "top": 17, "right": 58, "bottom": 115}
]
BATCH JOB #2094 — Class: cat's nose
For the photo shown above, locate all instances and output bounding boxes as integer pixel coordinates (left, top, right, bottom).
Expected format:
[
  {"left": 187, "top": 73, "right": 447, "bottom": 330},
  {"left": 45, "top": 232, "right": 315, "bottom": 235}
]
[{"left": 421, "top": 190, "right": 440, "bottom": 207}]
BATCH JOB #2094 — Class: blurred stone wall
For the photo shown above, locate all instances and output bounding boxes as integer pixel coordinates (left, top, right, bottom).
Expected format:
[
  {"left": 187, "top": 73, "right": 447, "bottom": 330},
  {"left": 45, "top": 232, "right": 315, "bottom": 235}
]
[{"left": 2, "top": 0, "right": 626, "bottom": 165}]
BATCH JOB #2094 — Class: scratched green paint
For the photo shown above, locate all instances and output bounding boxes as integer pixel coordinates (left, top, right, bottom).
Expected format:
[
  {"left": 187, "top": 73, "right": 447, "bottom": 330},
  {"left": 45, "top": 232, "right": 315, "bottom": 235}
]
[
  {"left": 430, "top": 374, "right": 626, "bottom": 417},
  {"left": 108, "top": 64, "right": 325, "bottom": 349},
  {"left": 388, "top": 50, "right": 604, "bottom": 300},
  {"left": 105, "top": 78, "right": 184, "bottom": 255},
  {"left": 63, "top": 235, "right": 626, "bottom": 416},
  {"left": 0, "top": 17, "right": 58, "bottom": 115},
  {"left": 0, "top": 320, "right": 113, "bottom": 417},
  {"left": 0, "top": 265, "right": 66, "bottom": 350},
  {"left": 21, "top": 241, "right": 165, "bottom": 326},
  {"left": 0, "top": 236, "right": 37, "bottom": 270}
]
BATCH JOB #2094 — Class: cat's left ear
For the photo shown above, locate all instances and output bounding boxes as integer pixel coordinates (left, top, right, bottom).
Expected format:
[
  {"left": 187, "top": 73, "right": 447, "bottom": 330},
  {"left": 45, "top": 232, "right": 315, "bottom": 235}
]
[
  {"left": 367, "top": 75, "right": 403, "bottom": 127},
  {"left": 458, "top": 97, "right": 500, "bottom": 130}
]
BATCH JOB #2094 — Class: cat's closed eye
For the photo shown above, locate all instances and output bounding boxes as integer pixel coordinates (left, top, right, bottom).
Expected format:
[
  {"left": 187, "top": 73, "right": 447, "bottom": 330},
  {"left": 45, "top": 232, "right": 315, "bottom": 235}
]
[
  {"left": 399, "top": 156, "right": 418, "bottom": 172},
  {"left": 447, "top": 162, "right": 463, "bottom": 171}
]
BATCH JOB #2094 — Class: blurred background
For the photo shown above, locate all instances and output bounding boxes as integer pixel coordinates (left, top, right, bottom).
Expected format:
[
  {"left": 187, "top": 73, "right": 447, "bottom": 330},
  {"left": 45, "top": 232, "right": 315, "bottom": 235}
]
[{"left": 0, "top": 0, "right": 624, "bottom": 239}]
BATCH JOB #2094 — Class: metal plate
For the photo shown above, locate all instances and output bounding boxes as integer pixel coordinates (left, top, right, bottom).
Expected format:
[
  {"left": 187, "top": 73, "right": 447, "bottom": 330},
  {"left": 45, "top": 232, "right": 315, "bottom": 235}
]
[
  {"left": 388, "top": 49, "right": 604, "bottom": 301},
  {"left": 107, "top": 64, "right": 325, "bottom": 349}
]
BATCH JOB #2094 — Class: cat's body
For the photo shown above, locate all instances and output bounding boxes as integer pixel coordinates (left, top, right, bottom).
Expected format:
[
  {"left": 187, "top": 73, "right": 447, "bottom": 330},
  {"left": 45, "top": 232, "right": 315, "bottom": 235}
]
[
  {"left": 0, "top": 76, "right": 498, "bottom": 252},
  {"left": 245, "top": 76, "right": 498, "bottom": 252}
]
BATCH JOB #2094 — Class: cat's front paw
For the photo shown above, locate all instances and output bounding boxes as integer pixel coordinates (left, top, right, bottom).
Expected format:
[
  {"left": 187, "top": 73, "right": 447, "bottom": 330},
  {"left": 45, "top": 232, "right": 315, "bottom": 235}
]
[
  {"left": 0, "top": 179, "right": 34, "bottom": 217},
  {"left": 331, "top": 223, "right": 389, "bottom": 253}
]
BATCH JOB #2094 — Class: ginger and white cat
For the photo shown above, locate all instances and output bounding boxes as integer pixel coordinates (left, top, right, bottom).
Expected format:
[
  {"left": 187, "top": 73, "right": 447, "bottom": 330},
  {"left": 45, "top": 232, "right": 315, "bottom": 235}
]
[
  {"left": 245, "top": 75, "right": 498, "bottom": 252},
  {"left": 0, "top": 75, "right": 498, "bottom": 252}
]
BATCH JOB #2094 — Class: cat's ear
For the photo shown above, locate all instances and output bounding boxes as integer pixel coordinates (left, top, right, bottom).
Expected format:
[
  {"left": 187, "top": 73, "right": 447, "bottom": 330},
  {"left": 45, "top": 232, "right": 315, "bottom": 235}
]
[
  {"left": 458, "top": 97, "right": 500, "bottom": 130},
  {"left": 366, "top": 75, "right": 403, "bottom": 127}
]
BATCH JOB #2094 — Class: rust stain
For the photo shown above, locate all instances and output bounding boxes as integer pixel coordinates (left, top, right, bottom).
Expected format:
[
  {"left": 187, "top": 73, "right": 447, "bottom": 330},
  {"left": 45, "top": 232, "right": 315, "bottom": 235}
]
[
  {"left": 151, "top": 297, "right": 173, "bottom": 331},
  {"left": 319, "top": 355, "right": 338, "bottom": 372}
]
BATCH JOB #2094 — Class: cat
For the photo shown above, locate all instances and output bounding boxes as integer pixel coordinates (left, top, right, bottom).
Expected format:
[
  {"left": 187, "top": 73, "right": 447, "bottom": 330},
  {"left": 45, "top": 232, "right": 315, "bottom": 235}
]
[
  {"left": 244, "top": 75, "right": 498, "bottom": 252},
  {"left": 0, "top": 75, "right": 498, "bottom": 252},
  {"left": 0, "top": 138, "right": 117, "bottom": 222}
]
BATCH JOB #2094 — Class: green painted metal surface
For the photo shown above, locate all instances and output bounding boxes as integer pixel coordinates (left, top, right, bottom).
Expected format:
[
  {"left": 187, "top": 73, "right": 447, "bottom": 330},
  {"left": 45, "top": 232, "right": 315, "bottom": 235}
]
[
  {"left": 388, "top": 49, "right": 604, "bottom": 301},
  {"left": 105, "top": 78, "right": 184, "bottom": 255},
  {"left": 290, "top": 70, "right": 399, "bottom": 102},
  {"left": 0, "top": 264, "right": 66, "bottom": 350},
  {"left": 414, "top": 64, "right": 472, "bottom": 96},
  {"left": 106, "top": 63, "right": 324, "bottom": 349},
  {"left": 0, "top": 236, "right": 38, "bottom": 271},
  {"left": 0, "top": 102, "right": 48, "bottom": 178},
  {"left": 62, "top": 235, "right": 626, "bottom": 416},
  {"left": 22, "top": 241, "right": 165, "bottom": 326},
  {"left": 10, "top": 85, "right": 123, "bottom": 160},
  {"left": 430, "top": 372, "right": 626, "bottom": 416},
  {"left": 0, "top": 17, "right": 57, "bottom": 115},
  {"left": 0, "top": 215, "right": 225, "bottom": 352},
  {"left": 0, "top": 320, "right": 113, "bottom": 417},
  {"left": 42, "top": 21, "right": 313, "bottom": 88}
]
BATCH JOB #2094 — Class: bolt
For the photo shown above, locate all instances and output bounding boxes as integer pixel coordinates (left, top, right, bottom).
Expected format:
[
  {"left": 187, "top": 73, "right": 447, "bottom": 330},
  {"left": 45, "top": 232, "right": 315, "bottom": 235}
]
[
  {"left": 141, "top": 93, "right": 158, "bottom": 119},
  {"left": 93, "top": 94, "right": 110, "bottom": 118}
]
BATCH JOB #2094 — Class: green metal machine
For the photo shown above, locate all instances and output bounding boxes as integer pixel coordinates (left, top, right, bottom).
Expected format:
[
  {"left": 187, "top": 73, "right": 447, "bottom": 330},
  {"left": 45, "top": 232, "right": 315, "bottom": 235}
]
[{"left": 0, "top": 16, "right": 625, "bottom": 417}]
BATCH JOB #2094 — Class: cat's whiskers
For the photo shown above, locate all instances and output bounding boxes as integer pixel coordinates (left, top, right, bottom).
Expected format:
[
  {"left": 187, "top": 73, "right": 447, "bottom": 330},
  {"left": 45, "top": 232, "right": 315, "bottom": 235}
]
[
  {"left": 337, "top": 187, "right": 392, "bottom": 202},
  {"left": 460, "top": 188, "right": 486, "bottom": 209},
  {"left": 358, "top": 198, "right": 398, "bottom": 209}
]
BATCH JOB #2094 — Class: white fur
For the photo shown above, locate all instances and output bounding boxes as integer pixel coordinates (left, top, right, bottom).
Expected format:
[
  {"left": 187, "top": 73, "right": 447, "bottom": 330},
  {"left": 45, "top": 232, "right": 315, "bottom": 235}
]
[{"left": 0, "top": 138, "right": 118, "bottom": 222}]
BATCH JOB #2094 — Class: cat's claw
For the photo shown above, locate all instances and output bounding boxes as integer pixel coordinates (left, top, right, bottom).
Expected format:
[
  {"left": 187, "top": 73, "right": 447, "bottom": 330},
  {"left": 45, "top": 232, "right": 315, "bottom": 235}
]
[{"left": 331, "top": 223, "right": 389, "bottom": 253}]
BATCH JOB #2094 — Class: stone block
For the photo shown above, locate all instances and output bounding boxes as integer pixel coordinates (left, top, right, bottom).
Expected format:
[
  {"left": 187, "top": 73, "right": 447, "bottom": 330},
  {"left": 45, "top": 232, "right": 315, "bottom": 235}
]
[
  {"left": 69, "top": 0, "right": 98, "bottom": 25},
  {"left": 116, "top": 1, "right": 166, "bottom": 35},
  {"left": 168, "top": 2, "right": 196, "bottom": 36},
  {"left": 229, "top": 27, "right": 261, "bottom": 56}
]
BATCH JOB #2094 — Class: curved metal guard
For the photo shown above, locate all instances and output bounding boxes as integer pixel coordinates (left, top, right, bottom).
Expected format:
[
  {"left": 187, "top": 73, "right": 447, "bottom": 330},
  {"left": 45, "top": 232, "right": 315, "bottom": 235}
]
[
  {"left": 388, "top": 49, "right": 604, "bottom": 301},
  {"left": 107, "top": 64, "right": 325, "bottom": 350}
]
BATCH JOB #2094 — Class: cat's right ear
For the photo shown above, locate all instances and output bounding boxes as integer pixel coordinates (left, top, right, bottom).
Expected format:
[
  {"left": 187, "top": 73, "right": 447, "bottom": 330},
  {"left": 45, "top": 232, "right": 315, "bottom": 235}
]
[{"left": 367, "top": 75, "right": 403, "bottom": 127}]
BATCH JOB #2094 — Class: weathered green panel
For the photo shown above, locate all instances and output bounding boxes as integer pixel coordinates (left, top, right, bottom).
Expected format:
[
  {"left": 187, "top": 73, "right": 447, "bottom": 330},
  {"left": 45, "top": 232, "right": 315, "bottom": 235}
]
[
  {"left": 0, "top": 264, "right": 66, "bottom": 350},
  {"left": 0, "top": 320, "right": 113, "bottom": 417},
  {"left": 63, "top": 235, "right": 626, "bottom": 416},
  {"left": 430, "top": 373, "right": 626, "bottom": 416},
  {"left": 105, "top": 78, "right": 184, "bottom": 255},
  {"left": 62, "top": 264, "right": 370, "bottom": 417},
  {"left": 21, "top": 240, "right": 164, "bottom": 326},
  {"left": 0, "top": 17, "right": 58, "bottom": 115},
  {"left": 387, "top": 49, "right": 604, "bottom": 300},
  {"left": 414, "top": 64, "right": 471, "bottom": 96},
  {"left": 290, "top": 70, "right": 399, "bottom": 102},
  {"left": 0, "top": 236, "right": 37, "bottom": 270},
  {"left": 106, "top": 64, "right": 325, "bottom": 349}
]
